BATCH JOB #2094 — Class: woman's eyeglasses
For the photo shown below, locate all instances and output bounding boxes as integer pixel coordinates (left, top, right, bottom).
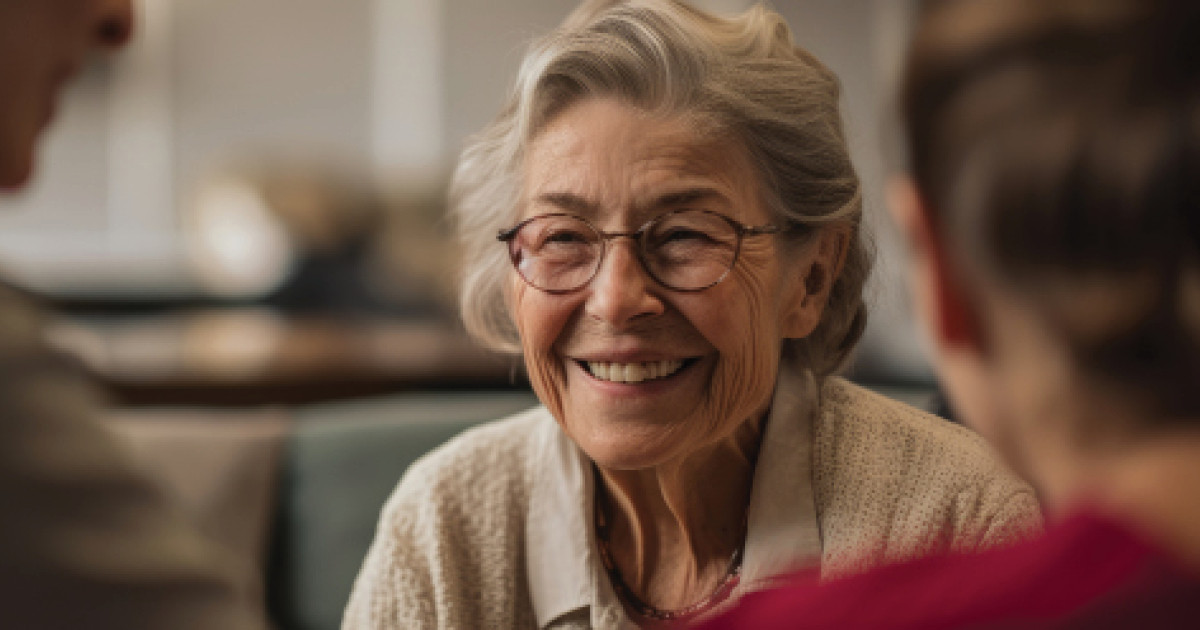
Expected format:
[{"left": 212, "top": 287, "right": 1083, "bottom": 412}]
[{"left": 497, "top": 209, "right": 783, "bottom": 294}]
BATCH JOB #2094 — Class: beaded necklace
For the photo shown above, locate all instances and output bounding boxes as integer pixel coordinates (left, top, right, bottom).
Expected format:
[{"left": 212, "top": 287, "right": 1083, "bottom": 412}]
[{"left": 593, "top": 488, "right": 746, "bottom": 625}]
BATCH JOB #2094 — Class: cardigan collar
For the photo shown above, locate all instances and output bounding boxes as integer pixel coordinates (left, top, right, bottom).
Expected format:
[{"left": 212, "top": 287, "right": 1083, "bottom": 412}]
[{"left": 524, "top": 353, "right": 824, "bottom": 628}]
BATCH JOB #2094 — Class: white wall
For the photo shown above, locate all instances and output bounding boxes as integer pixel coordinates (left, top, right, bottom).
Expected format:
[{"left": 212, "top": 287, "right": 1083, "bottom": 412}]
[{"left": 0, "top": 0, "right": 377, "bottom": 296}]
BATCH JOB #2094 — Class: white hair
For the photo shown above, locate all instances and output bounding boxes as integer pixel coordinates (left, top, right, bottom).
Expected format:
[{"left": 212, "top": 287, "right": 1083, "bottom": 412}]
[{"left": 451, "top": 0, "right": 871, "bottom": 377}]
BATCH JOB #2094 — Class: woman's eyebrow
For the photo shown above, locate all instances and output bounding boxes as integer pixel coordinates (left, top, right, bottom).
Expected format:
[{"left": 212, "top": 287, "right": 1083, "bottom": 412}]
[
  {"left": 533, "top": 192, "right": 599, "bottom": 215},
  {"left": 646, "top": 187, "right": 726, "bottom": 210},
  {"left": 533, "top": 187, "right": 726, "bottom": 217}
]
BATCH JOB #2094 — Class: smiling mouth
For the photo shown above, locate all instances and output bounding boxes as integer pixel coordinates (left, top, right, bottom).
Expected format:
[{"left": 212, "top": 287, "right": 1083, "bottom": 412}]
[{"left": 577, "top": 358, "right": 697, "bottom": 384}]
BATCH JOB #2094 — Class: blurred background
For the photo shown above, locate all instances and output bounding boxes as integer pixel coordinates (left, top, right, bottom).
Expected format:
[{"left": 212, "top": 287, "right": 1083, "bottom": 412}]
[
  {"left": 2, "top": 2, "right": 931, "bottom": 628},
  {"left": 3, "top": 0, "right": 929, "bottom": 407}
]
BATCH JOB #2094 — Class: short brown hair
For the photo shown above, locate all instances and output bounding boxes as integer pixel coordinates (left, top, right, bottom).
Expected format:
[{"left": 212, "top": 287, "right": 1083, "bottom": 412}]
[{"left": 901, "top": 0, "right": 1200, "bottom": 419}]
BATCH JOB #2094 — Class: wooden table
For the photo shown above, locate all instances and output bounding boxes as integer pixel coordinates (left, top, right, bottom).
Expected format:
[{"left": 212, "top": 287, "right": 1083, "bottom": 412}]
[{"left": 51, "top": 308, "right": 528, "bottom": 406}]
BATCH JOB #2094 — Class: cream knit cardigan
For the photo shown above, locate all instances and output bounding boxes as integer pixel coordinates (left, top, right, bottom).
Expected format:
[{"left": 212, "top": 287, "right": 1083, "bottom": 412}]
[{"left": 343, "top": 378, "right": 1041, "bottom": 629}]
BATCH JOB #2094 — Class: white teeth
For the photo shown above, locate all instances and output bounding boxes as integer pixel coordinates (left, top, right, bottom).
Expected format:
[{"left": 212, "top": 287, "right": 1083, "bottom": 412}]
[
  {"left": 623, "top": 364, "right": 642, "bottom": 382},
  {"left": 592, "top": 363, "right": 610, "bottom": 381},
  {"left": 584, "top": 359, "right": 685, "bottom": 383}
]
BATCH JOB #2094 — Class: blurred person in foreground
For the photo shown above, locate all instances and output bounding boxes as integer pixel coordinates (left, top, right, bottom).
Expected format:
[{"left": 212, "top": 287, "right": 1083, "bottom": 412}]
[
  {"left": 343, "top": 1, "right": 1041, "bottom": 628},
  {"left": 700, "top": 0, "right": 1200, "bottom": 627},
  {"left": 0, "top": 1, "right": 265, "bottom": 628}
]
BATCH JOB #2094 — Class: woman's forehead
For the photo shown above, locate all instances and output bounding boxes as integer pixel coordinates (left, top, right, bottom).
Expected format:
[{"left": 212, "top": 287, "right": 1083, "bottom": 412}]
[
  {"left": 521, "top": 99, "right": 761, "bottom": 220},
  {"left": 527, "top": 98, "right": 737, "bottom": 168}
]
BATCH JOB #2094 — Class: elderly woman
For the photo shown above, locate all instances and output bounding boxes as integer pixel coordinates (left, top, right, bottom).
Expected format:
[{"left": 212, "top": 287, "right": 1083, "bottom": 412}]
[{"left": 343, "top": 1, "right": 1040, "bottom": 628}]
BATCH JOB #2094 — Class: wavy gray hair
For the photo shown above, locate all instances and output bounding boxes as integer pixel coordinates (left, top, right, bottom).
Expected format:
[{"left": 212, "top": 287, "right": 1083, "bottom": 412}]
[{"left": 451, "top": 0, "right": 870, "bottom": 378}]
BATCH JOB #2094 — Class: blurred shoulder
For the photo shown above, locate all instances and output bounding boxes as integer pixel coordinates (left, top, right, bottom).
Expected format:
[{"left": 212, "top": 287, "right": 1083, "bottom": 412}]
[
  {"left": 0, "top": 280, "right": 62, "bottom": 356},
  {"left": 0, "top": 279, "right": 111, "bottom": 452}
]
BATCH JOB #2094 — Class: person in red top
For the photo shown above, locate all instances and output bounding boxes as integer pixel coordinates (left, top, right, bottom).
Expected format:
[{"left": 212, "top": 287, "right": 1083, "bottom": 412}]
[{"left": 699, "top": 0, "right": 1200, "bottom": 627}]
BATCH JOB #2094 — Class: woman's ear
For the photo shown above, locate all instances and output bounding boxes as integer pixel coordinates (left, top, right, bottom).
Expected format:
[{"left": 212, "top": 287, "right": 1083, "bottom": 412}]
[
  {"left": 887, "top": 177, "right": 984, "bottom": 353},
  {"left": 781, "top": 225, "right": 850, "bottom": 339}
]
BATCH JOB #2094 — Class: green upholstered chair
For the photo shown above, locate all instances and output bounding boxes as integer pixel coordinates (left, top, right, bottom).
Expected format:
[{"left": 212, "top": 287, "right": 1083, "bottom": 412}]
[{"left": 267, "top": 391, "right": 537, "bottom": 630}]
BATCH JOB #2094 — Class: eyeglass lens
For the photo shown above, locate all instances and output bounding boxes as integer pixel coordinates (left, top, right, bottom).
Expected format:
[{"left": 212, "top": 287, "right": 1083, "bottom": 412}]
[{"left": 507, "top": 211, "right": 740, "bottom": 292}]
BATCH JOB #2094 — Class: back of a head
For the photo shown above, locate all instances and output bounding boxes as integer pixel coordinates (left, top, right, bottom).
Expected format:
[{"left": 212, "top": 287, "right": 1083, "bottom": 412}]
[{"left": 901, "top": 0, "right": 1200, "bottom": 422}]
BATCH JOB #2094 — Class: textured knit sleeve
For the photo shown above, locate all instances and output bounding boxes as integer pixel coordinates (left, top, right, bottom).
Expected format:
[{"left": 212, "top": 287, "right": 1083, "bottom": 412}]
[
  {"left": 0, "top": 285, "right": 265, "bottom": 630},
  {"left": 814, "top": 378, "right": 1044, "bottom": 578},
  {"left": 974, "top": 488, "right": 1044, "bottom": 550},
  {"left": 341, "top": 456, "right": 443, "bottom": 629},
  {"left": 342, "top": 418, "right": 539, "bottom": 630}
]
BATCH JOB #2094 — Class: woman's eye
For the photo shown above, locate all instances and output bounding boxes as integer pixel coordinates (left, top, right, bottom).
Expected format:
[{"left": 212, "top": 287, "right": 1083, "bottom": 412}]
[
  {"left": 544, "top": 230, "right": 589, "bottom": 244},
  {"left": 540, "top": 229, "right": 590, "bottom": 247},
  {"left": 660, "top": 228, "right": 712, "bottom": 243}
]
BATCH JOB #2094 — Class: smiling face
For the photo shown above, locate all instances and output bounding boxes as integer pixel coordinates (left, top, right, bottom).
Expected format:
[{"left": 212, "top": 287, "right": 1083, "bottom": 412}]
[
  {"left": 512, "top": 98, "right": 822, "bottom": 470},
  {"left": 0, "top": 0, "right": 133, "bottom": 189}
]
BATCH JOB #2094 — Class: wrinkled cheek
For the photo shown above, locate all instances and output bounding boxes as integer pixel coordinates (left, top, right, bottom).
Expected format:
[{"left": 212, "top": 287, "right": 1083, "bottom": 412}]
[
  {"left": 703, "top": 266, "right": 781, "bottom": 436},
  {"left": 512, "top": 284, "right": 571, "bottom": 423}
]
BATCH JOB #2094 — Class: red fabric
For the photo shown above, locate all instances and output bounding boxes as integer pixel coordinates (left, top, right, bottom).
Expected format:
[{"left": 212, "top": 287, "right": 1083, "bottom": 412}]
[{"left": 697, "top": 511, "right": 1200, "bottom": 629}]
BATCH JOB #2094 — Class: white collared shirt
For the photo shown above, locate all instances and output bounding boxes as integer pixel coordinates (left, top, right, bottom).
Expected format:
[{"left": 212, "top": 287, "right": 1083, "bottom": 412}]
[{"left": 525, "top": 357, "right": 824, "bottom": 629}]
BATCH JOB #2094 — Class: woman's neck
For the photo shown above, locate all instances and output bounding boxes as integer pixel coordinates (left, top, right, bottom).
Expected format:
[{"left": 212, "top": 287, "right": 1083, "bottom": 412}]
[
  {"left": 1038, "top": 429, "right": 1200, "bottom": 568},
  {"left": 595, "top": 413, "right": 764, "bottom": 611},
  {"left": 1018, "top": 385, "right": 1200, "bottom": 568}
]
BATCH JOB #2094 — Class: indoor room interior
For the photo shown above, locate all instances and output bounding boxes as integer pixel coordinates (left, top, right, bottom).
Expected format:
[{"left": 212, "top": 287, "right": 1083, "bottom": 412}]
[{"left": 0, "top": 1, "right": 931, "bottom": 628}]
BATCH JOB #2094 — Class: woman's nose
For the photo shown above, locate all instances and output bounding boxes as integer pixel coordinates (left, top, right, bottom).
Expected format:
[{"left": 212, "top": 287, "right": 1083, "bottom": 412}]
[
  {"left": 93, "top": 0, "right": 134, "bottom": 49},
  {"left": 584, "top": 239, "right": 665, "bottom": 328}
]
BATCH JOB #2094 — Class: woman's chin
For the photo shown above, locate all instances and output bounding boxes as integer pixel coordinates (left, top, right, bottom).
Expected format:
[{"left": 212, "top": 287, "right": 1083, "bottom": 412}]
[
  {"left": 565, "top": 417, "right": 693, "bottom": 472},
  {"left": 554, "top": 358, "right": 724, "bottom": 470}
]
